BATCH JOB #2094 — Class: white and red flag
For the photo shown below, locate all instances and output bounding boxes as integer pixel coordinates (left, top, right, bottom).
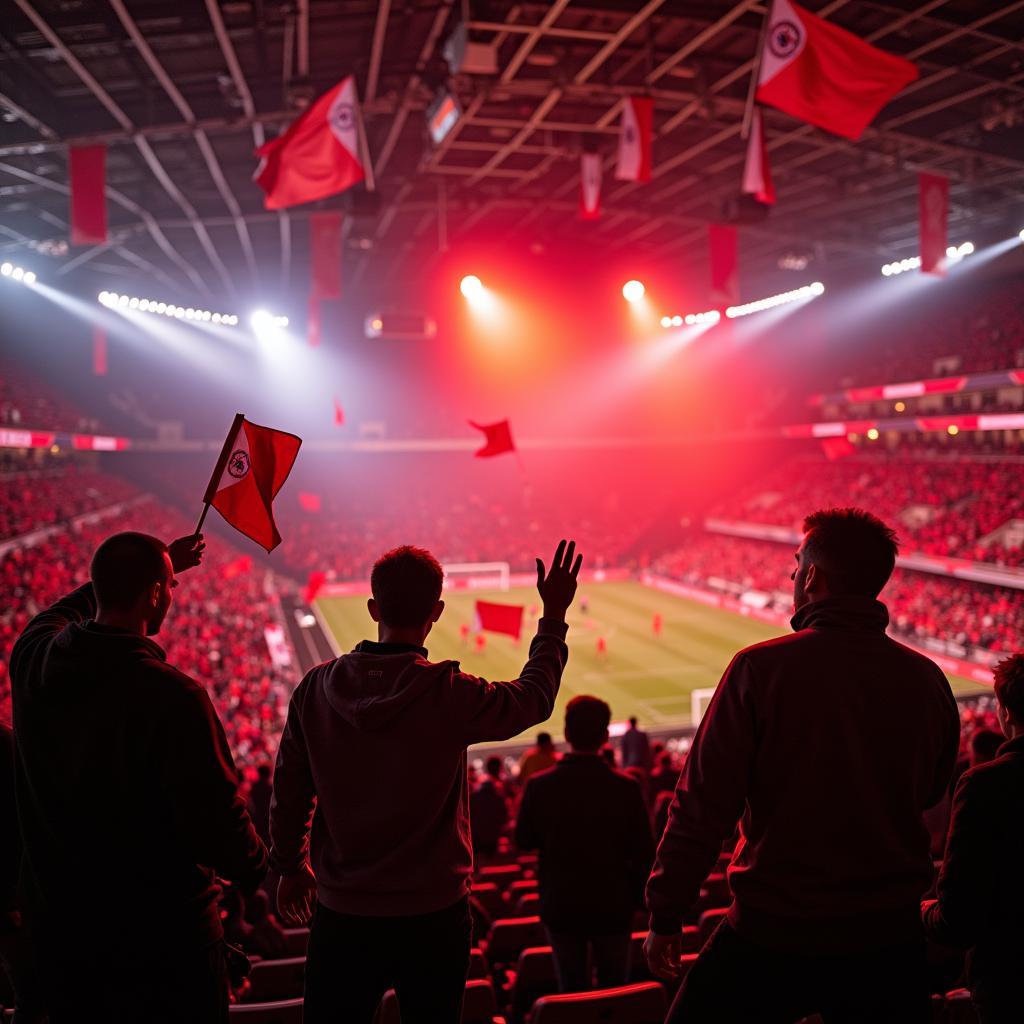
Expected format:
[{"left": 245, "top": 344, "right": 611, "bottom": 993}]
[
  {"left": 255, "top": 75, "right": 366, "bottom": 209},
  {"left": 579, "top": 152, "right": 602, "bottom": 220},
  {"left": 203, "top": 414, "right": 302, "bottom": 552},
  {"left": 742, "top": 107, "right": 775, "bottom": 205},
  {"left": 615, "top": 96, "right": 654, "bottom": 183},
  {"left": 755, "top": 0, "right": 917, "bottom": 141},
  {"left": 919, "top": 172, "right": 949, "bottom": 277}
]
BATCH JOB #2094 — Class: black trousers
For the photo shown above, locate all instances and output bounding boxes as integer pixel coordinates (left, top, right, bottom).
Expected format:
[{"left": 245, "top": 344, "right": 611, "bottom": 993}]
[
  {"left": 667, "top": 921, "right": 931, "bottom": 1024},
  {"left": 304, "top": 896, "right": 472, "bottom": 1024}
]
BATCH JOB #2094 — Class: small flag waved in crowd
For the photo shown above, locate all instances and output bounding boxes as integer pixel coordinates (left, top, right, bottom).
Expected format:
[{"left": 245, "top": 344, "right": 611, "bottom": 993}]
[
  {"left": 755, "top": 0, "right": 918, "bottom": 141},
  {"left": 202, "top": 414, "right": 302, "bottom": 552},
  {"left": 474, "top": 600, "right": 525, "bottom": 641},
  {"left": 469, "top": 419, "right": 516, "bottom": 459},
  {"left": 255, "top": 75, "right": 366, "bottom": 209}
]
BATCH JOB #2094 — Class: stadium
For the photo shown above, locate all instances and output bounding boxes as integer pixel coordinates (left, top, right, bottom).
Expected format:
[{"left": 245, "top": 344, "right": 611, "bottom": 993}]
[{"left": 1, "top": 0, "right": 1022, "bottom": 1021}]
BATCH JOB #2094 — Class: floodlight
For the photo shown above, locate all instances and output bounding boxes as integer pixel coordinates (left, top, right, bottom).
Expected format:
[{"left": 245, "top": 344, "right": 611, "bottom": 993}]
[
  {"left": 460, "top": 275, "right": 483, "bottom": 299},
  {"left": 622, "top": 279, "right": 645, "bottom": 303}
]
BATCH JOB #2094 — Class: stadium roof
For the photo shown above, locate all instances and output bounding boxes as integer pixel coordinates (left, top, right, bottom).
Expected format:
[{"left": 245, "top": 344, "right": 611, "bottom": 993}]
[{"left": 1, "top": 0, "right": 1022, "bottom": 301}]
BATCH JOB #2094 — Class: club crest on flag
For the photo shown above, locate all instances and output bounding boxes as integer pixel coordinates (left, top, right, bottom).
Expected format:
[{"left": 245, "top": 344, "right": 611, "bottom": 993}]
[
  {"left": 769, "top": 20, "right": 802, "bottom": 58},
  {"left": 228, "top": 450, "right": 251, "bottom": 479}
]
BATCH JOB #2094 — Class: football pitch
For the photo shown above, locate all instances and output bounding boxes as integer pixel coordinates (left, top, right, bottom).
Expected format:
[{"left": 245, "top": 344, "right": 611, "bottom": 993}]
[{"left": 314, "top": 580, "right": 984, "bottom": 746}]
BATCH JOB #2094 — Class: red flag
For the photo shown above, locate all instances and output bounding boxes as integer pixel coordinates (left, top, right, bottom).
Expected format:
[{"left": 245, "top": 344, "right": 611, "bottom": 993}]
[
  {"left": 204, "top": 415, "right": 302, "bottom": 552},
  {"left": 755, "top": 0, "right": 918, "bottom": 141},
  {"left": 708, "top": 225, "right": 739, "bottom": 309},
  {"left": 615, "top": 96, "right": 653, "bottom": 183},
  {"left": 474, "top": 600, "right": 525, "bottom": 641},
  {"left": 579, "top": 152, "right": 601, "bottom": 220},
  {"left": 742, "top": 108, "right": 775, "bottom": 205},
  {"left": 308, "top": 295, "right": 322, "bottom": 347},
  {"left": 92, "top": 325, "right": 107, "bottom": 376},
  {"left": 305, "top": 570, "right": 327, "bottom": 604},
  {"left": 222, "top": 555, "right": 253, "bottom": 580},
  {"left": 69, "top": 145, "right": 107, "bottom": 245},
  {"left": 821, "top": 436, "right": 856, "bottom": 460},
  {"left": 254, "top": 75, "right": 365, "bottom": 210},
  {"left": 298, "top": 491, "right": 321, "bottom": 512},
  {"left": 310, "top": 212, "right": 343, "bottom": 298},
  {"left": 919, "top": 172, "right": 949, "bottom": 277},
  {"left": 333, "top": 397, "right": 345, "bottom": 426},
  {"left": 469, "top": 419, "right": 515, "bottom": 459}
]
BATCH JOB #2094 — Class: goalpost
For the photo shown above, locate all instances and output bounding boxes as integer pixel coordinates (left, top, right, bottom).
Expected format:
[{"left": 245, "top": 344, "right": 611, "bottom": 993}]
[
  {"left": 442, "top": 562, "right": 512, "bottom": 592},
  {"left": 691, "top": 687, "right": 718, "bottom": 726}
]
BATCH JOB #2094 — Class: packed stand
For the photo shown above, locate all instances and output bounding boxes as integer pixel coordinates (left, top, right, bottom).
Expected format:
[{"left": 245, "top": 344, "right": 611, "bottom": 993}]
[
  {"left": 0, "top": 360, "right": 105, "bottom": 434},
  {"left": 709, "top": 454, "right": 1024, "bottom": 567},
  {"left": 0, "top": 495, "right": 294, "bottom": 771}
]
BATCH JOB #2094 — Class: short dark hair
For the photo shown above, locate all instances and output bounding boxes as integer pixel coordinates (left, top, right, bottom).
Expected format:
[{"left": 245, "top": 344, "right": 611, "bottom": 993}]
[
  {"left": 90, "top": 532, "right": 169, "bottom": 610},
  {"left": 969, "top": 728, "right": 1004, "bottom": 764},
  {"left": 564, "top": 695, "right": 611, "bottom": 752},
  {"left": 629, "top": 716, "right": 638, "bottom": 727},
  {"left": 370, "top": 545, "right": 443, "bottom": 627},
  {"left": 994, "top": 654, "right": 1024, "bottom": 722},
  {"left": 537, "top": 732, "right": 553, "bottom": 747},
  {"left": 802, "top": 507, "right": 899, "bottom": 597},
  {"left": 485, "top": 756, "right": 502, "bottom": 778}
]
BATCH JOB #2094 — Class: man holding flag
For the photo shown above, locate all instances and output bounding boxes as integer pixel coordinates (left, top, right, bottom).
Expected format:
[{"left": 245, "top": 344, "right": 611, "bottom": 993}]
[{"left": 270, "top": 540, "right": 583, "bottom": 1023}]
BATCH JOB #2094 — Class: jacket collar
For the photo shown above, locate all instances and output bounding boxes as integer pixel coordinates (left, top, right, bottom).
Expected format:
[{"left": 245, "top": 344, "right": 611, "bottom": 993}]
[
  {"left": 790, "top": 595, "right": 889, "bottom": 634},
  {"left": 354, "top": 639, "right": 428, "bottom": 658},
  {"left": 997, "top": 734, "right": 1024, "bottom": 758}
]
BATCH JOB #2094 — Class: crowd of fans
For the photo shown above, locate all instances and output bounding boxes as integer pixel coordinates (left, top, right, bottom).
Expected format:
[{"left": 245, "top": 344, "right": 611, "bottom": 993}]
[
  {"left": 0, "top": 360, "right": 104, "bottom": 434},
  {"left": 709, "top": 454, "right": 1024, "bottom": 567},
  {"left": 0, "top": 486, "right": 294, "bottom": 771}
]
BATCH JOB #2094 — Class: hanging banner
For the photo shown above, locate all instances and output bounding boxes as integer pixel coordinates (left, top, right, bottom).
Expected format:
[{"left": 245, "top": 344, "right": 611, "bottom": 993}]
[
  {"left": 919, "top": 172, "right": 949, "bottom": 277},
  {"left": 708, "top": 225, "right": 739, "bottom": 308}
]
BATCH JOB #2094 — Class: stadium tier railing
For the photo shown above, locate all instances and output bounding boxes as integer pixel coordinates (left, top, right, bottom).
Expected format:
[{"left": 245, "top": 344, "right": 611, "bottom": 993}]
[{"left": 808, "top": 365, "right": 1024, "bottom": 408}]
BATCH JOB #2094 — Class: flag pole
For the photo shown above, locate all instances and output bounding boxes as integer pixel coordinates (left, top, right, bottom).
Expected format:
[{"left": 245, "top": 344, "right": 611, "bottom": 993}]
[
  {"left": 355, "top": 94, "right": 376, "bottom": 192},
  {"left": 196, "top": 412, "right": 245, "bottom": 535},
  {"left": 741, "top": 5, "right": 772, "bottom": 140}
]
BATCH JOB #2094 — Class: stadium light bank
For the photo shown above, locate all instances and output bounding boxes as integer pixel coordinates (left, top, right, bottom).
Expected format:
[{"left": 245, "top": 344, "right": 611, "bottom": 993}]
[
  {"left": 660, "top": 282, "right": 824, "bottom": 328},
  {"left": 881, "top": 242, "right": 973, "bottom": 276},
  {"left": 1, "top": 261, "right": 37, "bottom": 285}
]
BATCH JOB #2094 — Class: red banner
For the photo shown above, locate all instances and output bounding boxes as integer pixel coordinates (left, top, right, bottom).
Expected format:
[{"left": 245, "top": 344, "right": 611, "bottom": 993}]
[
  {"left": 308, "top": 295, "right": 322, "bottom": 347},
  {"left": 708, "top": 224, "right": 739, "bottom": 308},
  {"left": 310, "top": 211, "right": 343, "bottom": 299},
  {"left": 919, "top": 172, "right": 949, "bottom": 276},
  {"left": 69, "top": 145, "right": 107, "bottom": 245}
]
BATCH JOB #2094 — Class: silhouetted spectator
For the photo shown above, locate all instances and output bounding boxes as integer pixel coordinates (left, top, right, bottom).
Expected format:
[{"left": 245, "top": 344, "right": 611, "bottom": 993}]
[
  {"left": 9, "top": 532, "right": 267, "bottom": 1023},
  {"left": 270, "top": 541, "right": 582, "bottom": 1024},
  {"left": 649, "top": 750, "right": 678, "bottom": 802},
  {"left": 248, "top": 763, "right": 273, "bottom": 844},
  {"left": 516, "top": 696, "right": 654, "bottom": 992},
  {"left": 968, "top": 728, "right": 1003, "bottom": 768},
  {"left": 247, "top": 889, "right": 288, "bottom": 960},
  {"left": 519, "top": 732, "right": 558, "bottom": 784},
  {"left": 621, "top": 716, "right": 651, "bottom": 771},
  {"left": 600, "top": 744, "right": 617, "bottom": 769},
  {"left": 471, "top": 756, "right": 509, "bottom": 858},
  {"left": 646, "top": 508, "right": 960, "bottom": 1023},
  {"left": 924, "top": 653, "right": 1024, "bottom": 1023}
]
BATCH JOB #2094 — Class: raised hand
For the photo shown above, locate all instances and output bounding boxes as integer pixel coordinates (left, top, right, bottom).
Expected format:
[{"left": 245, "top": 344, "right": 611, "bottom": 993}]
[
  {"left": 168, "top": 533, "right": 206, "bottom": 574},
  {"left": 535, "top": 539, "right": 583, "bottom": 620}
]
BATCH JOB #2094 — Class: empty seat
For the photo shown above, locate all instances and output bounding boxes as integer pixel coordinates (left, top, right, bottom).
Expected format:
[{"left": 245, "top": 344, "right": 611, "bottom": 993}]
[
  {"left": 702, "top": 872, "right": 730, "bottom": 905},
  {"left": 468, "top": 947, "right": 491, "bottom": 980},
  {"left": 229, "top": 998, "right": 304, "bottom": 1023},
  {"left": 281, "top": 928, "right": 310, "bottom": 958},
  {"left": 508, "top": 879, "right": 538, "bottom": 898},
  {"left": 516, "top": 892, "right": 541, "bottom": 916},
  {"left": 508, "top": 946, "right": 560, "bottom": 1022},
  {"left": 528, "top": 981, "right": 667, "bottom": 1024},
  {"left": 245, "top": 957, "right": 306, "bottom": 1003},
  {"left": 377, "top": 979, "right": 500, "bottom": 1024},
  {"left": 472, "top": 881, "right": 508, "bottom": 918},
  {"left": 476, "top": 864, "right": 524, "bottom": 890},
  {"left": 944, "top": 989, "right": 980, "bottom": 1024},
  {"left": 681, "top": 925, "right": 701, "bottom": 953},
  {"left": 484, "top": 916, "right": 547, "bottom": 966},
  {"left": 697, "top": 907, "right": 729, "bottom": 946}
]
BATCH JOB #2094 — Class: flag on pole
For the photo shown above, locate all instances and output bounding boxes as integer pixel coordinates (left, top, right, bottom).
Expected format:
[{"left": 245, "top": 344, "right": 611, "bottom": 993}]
[
  {"left": 254, "top": 75, "right": 366, "bottom": 210},
  {"left": 203, "top": 414, "right": 302, "bottom": 552},
  {"left": 469, "top": 419, "right": 516, "bottom": 459},
  {"left": 919, "top": 172, "right": 949, "bottom": 277},
  {"left": 69, "top": 145, "right": 107, "bottom": 245},
  {"left": 755, "top": 0, "right": 918, "bottom": 141},
  {"left": 615, "top": 96, "right": 654, "bottom": 183},
  {"left": 474, "top": 600, "right": 525, "bottom": 641},
  {"left": 579, "top": 152, "right": 602, "bottom": 220},
  {"left": 708, "top": 225, "right": 739, "bottom": 309},
  {"left": 742, "top": 107, "right": 775, "bottom": 205}
]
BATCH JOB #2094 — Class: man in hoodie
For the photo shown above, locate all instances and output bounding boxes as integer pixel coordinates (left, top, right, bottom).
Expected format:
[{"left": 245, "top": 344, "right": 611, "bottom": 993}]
[
  {"left": 270, "top": 539, "right": 582, "bottom": 1024},
  {"left": 644, "top": 508, "right": 959, "bottom": 1023},
  {"left": 9, "top": 531, "right": 267, "bottom": 1023}
]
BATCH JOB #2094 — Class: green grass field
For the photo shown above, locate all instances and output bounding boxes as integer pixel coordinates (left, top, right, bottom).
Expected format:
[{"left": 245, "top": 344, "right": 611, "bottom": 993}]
[{"left": 315, "top": 580, "right": 984, "bottom": 745}]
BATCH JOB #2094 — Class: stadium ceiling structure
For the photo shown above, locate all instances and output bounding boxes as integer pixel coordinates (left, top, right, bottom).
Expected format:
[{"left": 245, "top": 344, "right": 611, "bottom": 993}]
[{"left": 1, "top": 0, "right": 1022, "bottom": 302}]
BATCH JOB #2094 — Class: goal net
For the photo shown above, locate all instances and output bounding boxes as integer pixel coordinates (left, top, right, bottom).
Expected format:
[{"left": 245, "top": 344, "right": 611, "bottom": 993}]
[{"left": 443, "top": 562, "right": 511, "bottom": 592}]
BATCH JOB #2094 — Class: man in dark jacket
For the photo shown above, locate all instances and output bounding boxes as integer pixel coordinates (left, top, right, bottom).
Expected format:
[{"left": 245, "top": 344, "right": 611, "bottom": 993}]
[
  {"left": 270, "top": 539, "right": 582, "bottom": 1024},
  {"left": 515, "top": 696, "right": 654, "bottom": 992},
  {"left": 620, "top": 716, "right": 652, "bottom": 772},
  {"left": 645, "top": 508, "right": 960, "bottom": 1023},
  {"left": 923, "top": 653, "right": 1024, "bottom": 1023},
  {"left": 10, "top": 531, "right": 267, "bottom": 1023}
]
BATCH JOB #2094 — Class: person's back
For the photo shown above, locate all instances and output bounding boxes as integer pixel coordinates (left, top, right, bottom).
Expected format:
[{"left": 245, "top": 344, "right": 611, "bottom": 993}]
[
  {"left": 518, "top": 732, "right": 558, "bottom": 784},
  {"left": 646, "top": 508, "right": 960, "bottom": 1024},
  {"left": 470, "top": 757, "right": 509, "bottom": 857},
  {"left": 271, "top": 541, "right": 582, "bottom": 1024},
  {"left": 9, "top": 532, "right": 266, "bottom": 1021},
  {"left": 621, "top": 717, "right": 651, "bottom": 771},
  {"left": 924, "top": 654, "right": 1024, "bottom": 1023}
]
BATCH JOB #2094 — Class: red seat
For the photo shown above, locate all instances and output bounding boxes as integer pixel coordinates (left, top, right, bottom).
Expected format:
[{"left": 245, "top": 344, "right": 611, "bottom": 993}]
[
  {"left": 702, "top": 872, "right": 730, "bottom": 905},
  {"left": 280, "top": 928, "right": 309, "bottom": 959},
  {"left": 681, "top": 925, "right": 701, "bottom": 953},
  {"left": 528, "top": 981, "right": 667, "bottom": 1024},
  {"left": 697, "top": 907, "right": 729, "bottom": 946},
  {"left": 476, "top": 864, "right": 524, "bottom": 890},
  {"left": 508, "top": 879, "right": 538, "bottom": 897},
  {"left": 377, "top": 979, "right": 501, "bottom": 1024},
  {"left": 484, "top": 916, "right": 547, "bottom": 966},
  {"left": 944, "top": 988, "right": 979, "bottom": 1024},
  {"left": 244, "top": 957, "right": 306, "bottom": 1003},
  {"left": 229, "top": 998, "right": 304, "bottom": 1023},
  {"left": 507, "top": 945, "right": 560, "bottom": 1021},
  {"left": 468, "top": 947, "right": 491, "bottom": 980},
  {"left": 515, "top": 892, "right": 541, "bottom": 915},
  {"left": 472, "top": 881, "right": 509, "bottom": 918}
]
